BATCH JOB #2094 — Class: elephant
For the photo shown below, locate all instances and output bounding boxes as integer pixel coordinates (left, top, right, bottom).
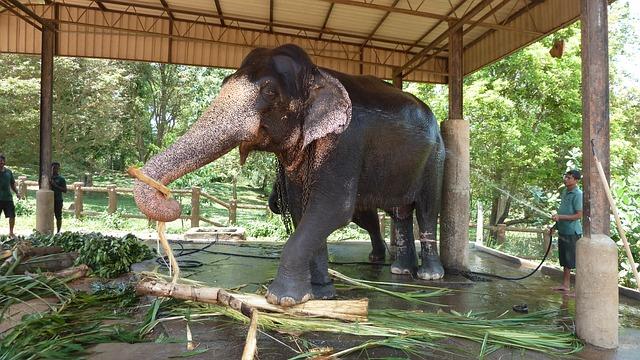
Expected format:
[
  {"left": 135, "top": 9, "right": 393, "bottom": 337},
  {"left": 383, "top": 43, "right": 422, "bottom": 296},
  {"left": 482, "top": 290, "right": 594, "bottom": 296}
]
[
  {"left": 133, "top": 44, "right": 445, "bottom": 307},
  {"left": 268, "top": 168, "right": 386, "bottom": 263}
]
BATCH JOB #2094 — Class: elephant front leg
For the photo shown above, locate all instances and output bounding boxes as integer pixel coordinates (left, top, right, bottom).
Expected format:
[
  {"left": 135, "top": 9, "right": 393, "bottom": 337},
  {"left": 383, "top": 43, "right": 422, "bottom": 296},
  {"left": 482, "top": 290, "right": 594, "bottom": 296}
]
[
  {"left": 266, "top": 197, "right": 354, "bottom": 306},
  {"left": 417, "top": 232, "right": 444, "bottom": 280}
]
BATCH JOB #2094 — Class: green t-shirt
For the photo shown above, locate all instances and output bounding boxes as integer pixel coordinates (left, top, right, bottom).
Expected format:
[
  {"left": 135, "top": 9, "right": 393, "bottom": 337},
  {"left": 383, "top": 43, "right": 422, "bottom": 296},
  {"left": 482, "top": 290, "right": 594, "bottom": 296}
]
[
  {"left": 0, "top": 168, "right": 15, "bottom": 201},
  {"left": 51, "top": 175, "right": 67, "bottom": 203},
  {"left": 556, "top": 186, "right": 583, "bottom": 236}
]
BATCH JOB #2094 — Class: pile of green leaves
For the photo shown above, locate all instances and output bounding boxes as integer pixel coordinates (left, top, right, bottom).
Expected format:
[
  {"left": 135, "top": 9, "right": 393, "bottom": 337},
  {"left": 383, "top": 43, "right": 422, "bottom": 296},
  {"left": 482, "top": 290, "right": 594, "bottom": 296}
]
[
  {"left": 0, "top": 287, "right": 146, "bottom": 359},
  {"left": 27, "top": 232, "right": 155, "bottom": 278}
]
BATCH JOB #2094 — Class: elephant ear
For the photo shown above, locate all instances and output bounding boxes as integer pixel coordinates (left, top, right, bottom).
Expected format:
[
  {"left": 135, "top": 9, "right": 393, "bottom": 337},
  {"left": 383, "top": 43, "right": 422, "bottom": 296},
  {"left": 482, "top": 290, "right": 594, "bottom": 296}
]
[{"left": 303, "top": 70, "right": 352, "bottom": 149}]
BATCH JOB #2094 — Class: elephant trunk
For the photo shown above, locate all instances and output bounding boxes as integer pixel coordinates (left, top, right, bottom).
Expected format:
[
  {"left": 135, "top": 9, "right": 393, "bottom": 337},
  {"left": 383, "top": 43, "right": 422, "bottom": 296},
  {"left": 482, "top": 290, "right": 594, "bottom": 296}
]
[{"left": 133, "top": 76, "right": 260, "bottom": 222}]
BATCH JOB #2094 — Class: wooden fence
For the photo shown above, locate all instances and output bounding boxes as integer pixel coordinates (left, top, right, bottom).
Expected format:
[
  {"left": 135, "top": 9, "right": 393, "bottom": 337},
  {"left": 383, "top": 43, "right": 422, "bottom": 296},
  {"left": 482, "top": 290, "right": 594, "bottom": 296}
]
[
  {"left": 16, "top": 176, "right": 550, "bottom": 255},
  {"left": 16, "top": 176, "right": 268, "bottom": 227}
]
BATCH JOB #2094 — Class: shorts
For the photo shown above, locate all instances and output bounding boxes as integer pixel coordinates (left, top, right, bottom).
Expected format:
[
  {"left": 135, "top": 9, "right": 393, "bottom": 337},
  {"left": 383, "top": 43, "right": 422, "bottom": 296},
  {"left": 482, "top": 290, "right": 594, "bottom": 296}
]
[
  {"left": 54, "top": 200, "right": 63, "bottom": 221},
  {"left": 0, "top": 200, "right": 16, "bottom": 218},
  {"left": 558, "top": 234, "right": 580, "bottom": 269}
]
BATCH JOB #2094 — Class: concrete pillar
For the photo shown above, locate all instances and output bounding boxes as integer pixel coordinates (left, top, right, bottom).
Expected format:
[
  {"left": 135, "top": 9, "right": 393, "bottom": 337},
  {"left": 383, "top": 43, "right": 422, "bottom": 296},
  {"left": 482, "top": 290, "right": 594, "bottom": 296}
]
[
  {"left": 191, "top": 186, "right": 201, "bottom": 228},
  {"left": 35, "top": 22, "right": 55, "bottom": 235},
  {"left": 36, "top": 190, "right": 54, "bottom": 234},
  {"left": 576, "top": 234, "right": 618, "bottom": 348},
  {"left": 440, "top": 119, "right": 470, "bottom": 270},
  {"left": 439, "top": 21, "right": 469, "bottom": 271}
]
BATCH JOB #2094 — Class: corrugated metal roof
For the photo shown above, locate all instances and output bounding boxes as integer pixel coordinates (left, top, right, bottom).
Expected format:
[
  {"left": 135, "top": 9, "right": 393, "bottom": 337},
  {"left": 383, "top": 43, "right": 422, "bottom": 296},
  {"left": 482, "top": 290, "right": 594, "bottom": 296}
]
[{"left": 0, "top": 0, "right": 582, "bottom": 83}]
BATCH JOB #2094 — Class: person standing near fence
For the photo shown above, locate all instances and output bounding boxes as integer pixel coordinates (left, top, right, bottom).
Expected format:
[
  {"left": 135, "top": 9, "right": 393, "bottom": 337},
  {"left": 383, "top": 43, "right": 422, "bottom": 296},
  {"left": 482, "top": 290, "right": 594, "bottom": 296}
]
[
  {"left": 50, "top": 162, "right": 67, "bottom": 233},
  {"left": 550, "top": 169, "right": 583, "bottom": 294},
  {"left": 0, "top": 154, "right": 21, "bottom": 238}
]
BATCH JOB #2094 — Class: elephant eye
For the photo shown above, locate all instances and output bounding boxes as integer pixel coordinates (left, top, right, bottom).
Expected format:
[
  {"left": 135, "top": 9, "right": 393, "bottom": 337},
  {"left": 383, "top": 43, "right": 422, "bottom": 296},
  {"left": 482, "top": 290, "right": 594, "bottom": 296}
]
[{"left": 261, "top": 84, "right": 278, "bottom": 101}]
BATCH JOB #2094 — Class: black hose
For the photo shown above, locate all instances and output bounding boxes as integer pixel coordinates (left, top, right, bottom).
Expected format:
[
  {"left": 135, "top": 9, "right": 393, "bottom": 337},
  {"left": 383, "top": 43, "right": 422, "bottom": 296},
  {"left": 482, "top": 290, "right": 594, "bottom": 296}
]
[{"left": 460, "top": 233, "right": 554, "bottom": 281}]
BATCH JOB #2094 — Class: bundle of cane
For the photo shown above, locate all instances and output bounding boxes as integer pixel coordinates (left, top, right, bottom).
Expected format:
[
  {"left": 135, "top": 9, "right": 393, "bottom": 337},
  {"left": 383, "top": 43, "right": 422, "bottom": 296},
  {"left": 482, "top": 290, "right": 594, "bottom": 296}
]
[{"left": 128, "top": 167, "right": 180, "bottom": 284}]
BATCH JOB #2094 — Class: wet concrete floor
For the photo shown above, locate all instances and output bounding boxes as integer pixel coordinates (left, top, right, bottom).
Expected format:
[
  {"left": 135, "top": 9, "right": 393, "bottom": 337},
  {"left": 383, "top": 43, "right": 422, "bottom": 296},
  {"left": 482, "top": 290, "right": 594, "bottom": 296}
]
[{"left": 91, "top": 240, "right": 640, "bottom": 359}]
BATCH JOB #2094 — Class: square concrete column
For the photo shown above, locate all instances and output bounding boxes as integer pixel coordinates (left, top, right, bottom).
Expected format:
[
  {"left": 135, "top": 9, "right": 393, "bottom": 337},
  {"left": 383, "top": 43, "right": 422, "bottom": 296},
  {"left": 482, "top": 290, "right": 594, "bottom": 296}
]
[{"left": 439, "top": 22, "right": 469, "bottom": 271}]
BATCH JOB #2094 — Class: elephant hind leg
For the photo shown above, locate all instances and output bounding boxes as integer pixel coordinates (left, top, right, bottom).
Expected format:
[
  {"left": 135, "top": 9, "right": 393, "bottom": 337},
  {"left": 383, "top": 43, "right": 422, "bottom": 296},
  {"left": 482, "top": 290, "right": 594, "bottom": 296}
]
[
  {"left": 388, "top": 205, "right": 417, "bottom": 275},
  {"left": 352, "top": 210, "right": 386, "bottom": 263},
  {"left": 415, "top": 201, "right": 444, "bottom": 280},
  {"left": 415, "top": 143, "right": 445, "bottom": 280}
]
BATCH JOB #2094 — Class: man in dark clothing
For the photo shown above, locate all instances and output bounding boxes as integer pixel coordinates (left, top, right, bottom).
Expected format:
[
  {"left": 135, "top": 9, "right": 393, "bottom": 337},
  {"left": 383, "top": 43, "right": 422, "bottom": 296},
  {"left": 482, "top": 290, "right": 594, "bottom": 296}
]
[
  {"left": 550, "top": 169, "right": 583, "bottom": 294},
  {"left": 0, "top": 154, "right": 21, "bottom": 238},
  {"left": 50, "top": 162, "right": 67, "bottom": 233}
]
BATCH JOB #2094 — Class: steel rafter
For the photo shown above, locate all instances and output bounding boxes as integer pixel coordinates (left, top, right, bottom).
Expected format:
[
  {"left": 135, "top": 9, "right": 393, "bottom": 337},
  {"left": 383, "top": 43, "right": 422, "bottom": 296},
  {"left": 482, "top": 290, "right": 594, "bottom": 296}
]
[
  {"left": 359, "top": 0, "right": 398, "bottom": 49},
  {"left": 410, "top": 0, "right": 516, "bottom": 75},
  {"left": 318, "top": 2, "right": 334, "bottom": 40},
  {"left": 213, "top": 0, "right": 225, "bottom": 26},
  {"left": 90, "top": 0, "right": 424, "bottom": 51},
  {"left": 400, "top": 0, "right": 494, "bottom": 77},
  {"left": 316, "top": 0, "right": 543, "bottom": 36},
  {"left": 42, "top": 2, "right": 447, "bottom": 76}
]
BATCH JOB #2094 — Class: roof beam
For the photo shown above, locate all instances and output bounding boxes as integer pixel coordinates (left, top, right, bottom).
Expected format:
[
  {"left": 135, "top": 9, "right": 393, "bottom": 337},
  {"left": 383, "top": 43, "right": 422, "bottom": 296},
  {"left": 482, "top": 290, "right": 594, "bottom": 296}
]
[
  {"left": 407, "top": 0, "right": 467, "bottom": 53},
  {"left": 159, "top": 0, "right": 175, "bottom": 21},
  {"left": 94, "top": 0, "right": 422, "bottom": 50},
  {"left": 213, "top": 0, "right": 225, "bottom": 26},
  {"left": 465, "top": 0, "right": 545, "bottom": 51},
  {"left": 4, "top": 0, "right": 46, "bottom": 26},
  {"left": 411, "top": 0, "right": 515, "bottom": 70},
  {"left": 317, "top": 0, "right": 542, "bottom": 36},
  {"left": 56, "top": 2, "right": 441, "bottom": 60},
  {"left": 94, "top": 0, "right": 108, "bottom": 11},
  {"left": 360, "top": 0, "right": 398, "bottom": 48},
  {"left": 269, "top": 0, "right": 273, "bottom": 32},
  {"left": 399, "top": 0, "right": 494, "bottom": 76},
  {"left": 0, "top": 0, "right": 41, "bottom": 30},
  {"left": 318, "top": 2, "right": 334, "bottom": 40}
]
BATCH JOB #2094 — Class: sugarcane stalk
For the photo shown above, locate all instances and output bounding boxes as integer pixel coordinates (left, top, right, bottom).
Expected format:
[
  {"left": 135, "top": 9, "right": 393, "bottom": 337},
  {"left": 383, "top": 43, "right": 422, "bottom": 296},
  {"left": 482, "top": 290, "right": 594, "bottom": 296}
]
[
  {"left": 128, "top": 166, "right": 180, "bottom": 284},
  {"left": 135, "top": 277, "right": 368, "bottom": 322},
  {"left": 594, "top": 153, "right": 640, "bottom": 290},
  {"left": 241, "top": 311, "right": 259, "bottom": 360}
]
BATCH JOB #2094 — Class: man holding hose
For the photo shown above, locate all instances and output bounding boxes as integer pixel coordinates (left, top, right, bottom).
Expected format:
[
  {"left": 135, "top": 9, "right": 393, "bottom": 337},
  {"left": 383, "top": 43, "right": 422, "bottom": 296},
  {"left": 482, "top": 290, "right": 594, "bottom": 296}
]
[{"left": 550, "top": 169, "right": 583, "bottom": 294}]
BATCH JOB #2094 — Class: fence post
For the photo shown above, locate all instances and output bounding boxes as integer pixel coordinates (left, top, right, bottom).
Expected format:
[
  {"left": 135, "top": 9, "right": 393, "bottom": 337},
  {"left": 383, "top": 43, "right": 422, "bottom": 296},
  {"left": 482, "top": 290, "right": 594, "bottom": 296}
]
[
  {"left": 73, "top": 182, "right": 84, "bottom": 219},
  {"left": 379, "top": 213, "right": 386, "bottom": 240},
  {"left": 18, "top": 176, "right": 27, "bottom": 199},
  {"left": 107, "top": 184, "right": 117, "bottom": 214},
  {"left": 496, "top": 224, "right": 506, "bottom": 245},
  {"left": 229, "top": 199, "right": 237, "bottom": 225},
  {"left": 476, "top": 202, "right": 484, "bottom": 244},
  {"left": 232, "top": 176, "right": 237, "bottom": 201},
  {"left": 83, "top": 172, "right": 93, "bottom": 186},
  {"left": 191, "top": 186, "right": 201, "bottom": 228}
]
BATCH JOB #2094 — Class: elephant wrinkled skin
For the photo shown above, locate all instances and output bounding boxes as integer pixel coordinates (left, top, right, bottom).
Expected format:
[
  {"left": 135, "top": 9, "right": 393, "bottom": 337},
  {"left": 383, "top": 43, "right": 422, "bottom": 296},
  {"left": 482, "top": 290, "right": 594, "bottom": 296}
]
[{"left": 133, "top": 44, "right": 445, "bottom": 306}]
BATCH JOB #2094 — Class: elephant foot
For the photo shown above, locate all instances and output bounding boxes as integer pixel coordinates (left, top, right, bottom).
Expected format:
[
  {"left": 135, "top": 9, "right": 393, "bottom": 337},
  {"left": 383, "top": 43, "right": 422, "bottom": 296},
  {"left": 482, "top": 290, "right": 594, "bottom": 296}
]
[
  {"left": 417, "top": 254, "right": 444, "bottom": 280},
  {"left": 311, "top": 281, "right": 336, "bottom": 300},
  {"left": 368, "top": 250, "right": 386, "bottom": 263},
  {"left": 266, "top": 276, "right": 313, "bottom": 307},
  {"left": 390, "top": 246, "right": 417, "bottom": 275}
]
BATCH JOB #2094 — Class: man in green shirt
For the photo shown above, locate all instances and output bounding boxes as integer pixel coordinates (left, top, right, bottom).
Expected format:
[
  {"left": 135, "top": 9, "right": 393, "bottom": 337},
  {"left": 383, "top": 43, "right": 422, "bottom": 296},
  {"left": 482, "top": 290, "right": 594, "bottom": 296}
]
[
  {"left": 550, "top": 169, "right": 583, "bottom": 294},
  {"left": 0, "top": 154, "right": 21, "bottom": 238},
  {"left": 50, "top": 162, "right": 67, "bottom": 233}
]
